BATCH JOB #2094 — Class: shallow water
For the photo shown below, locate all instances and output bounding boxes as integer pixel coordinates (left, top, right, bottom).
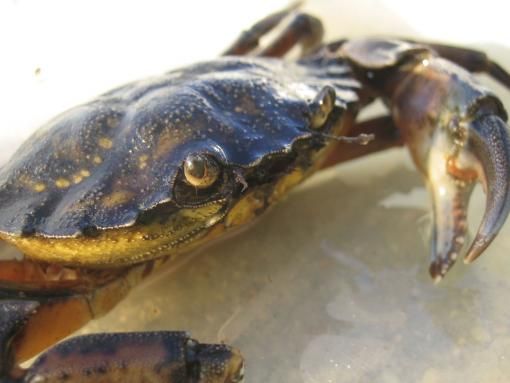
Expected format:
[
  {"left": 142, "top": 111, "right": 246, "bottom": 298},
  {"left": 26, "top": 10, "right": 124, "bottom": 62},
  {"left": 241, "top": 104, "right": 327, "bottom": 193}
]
[{"left": 2, "top": 1, "right": 510, "bottom": 382}]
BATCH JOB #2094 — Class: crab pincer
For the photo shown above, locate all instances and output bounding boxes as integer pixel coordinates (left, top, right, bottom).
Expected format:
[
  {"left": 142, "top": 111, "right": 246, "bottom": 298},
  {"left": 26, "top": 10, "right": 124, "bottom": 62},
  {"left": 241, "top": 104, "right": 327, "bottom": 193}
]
[
  {"left": 0, "top": 299, "right": 244, "bottom": 383},
  {"left": 341, "top": 38, "right": 510, "bottom": 280}
]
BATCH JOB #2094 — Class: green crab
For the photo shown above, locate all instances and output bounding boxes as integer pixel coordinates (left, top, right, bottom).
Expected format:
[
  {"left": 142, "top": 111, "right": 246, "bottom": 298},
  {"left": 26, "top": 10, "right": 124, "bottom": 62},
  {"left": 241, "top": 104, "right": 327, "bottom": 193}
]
[{"left": 0, "top": 6, "right": 510, "bottom": 383}]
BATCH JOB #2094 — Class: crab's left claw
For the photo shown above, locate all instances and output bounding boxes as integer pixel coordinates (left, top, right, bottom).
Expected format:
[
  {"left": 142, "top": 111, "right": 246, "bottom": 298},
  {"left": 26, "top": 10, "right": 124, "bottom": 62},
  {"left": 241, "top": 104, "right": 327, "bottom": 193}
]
[{"left": 426, "top": 113, "right": 510, "bottom": 280}]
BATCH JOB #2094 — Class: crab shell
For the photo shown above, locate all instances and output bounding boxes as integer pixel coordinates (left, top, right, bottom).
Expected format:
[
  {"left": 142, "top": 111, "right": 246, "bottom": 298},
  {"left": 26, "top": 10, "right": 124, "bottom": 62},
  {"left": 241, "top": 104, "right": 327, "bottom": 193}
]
[{"left": 0, "top": 56, "right": 360, "bottom": 267}]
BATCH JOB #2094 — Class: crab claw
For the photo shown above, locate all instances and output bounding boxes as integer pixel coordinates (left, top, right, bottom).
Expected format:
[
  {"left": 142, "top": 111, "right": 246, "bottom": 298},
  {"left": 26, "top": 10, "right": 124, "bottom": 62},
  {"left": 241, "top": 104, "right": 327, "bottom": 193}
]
[
  {"left": 427, "top": 114, "right": 510, "bottom": 280},
  {"left": 427, "top": 173, "right": 473, "bottom": 281},
  {"left": 463, "top": 115, "right": 510, "bottom": 263},
  {"left": 340, "top": 37, "right": 510, "bottom": 279}
]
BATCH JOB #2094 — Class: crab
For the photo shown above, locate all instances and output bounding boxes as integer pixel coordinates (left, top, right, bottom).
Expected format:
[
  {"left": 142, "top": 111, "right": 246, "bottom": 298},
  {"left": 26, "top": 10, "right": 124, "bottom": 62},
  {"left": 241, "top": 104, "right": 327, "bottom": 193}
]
[{"left": 0, "top": 5, "right": 510, "bottom": 383}]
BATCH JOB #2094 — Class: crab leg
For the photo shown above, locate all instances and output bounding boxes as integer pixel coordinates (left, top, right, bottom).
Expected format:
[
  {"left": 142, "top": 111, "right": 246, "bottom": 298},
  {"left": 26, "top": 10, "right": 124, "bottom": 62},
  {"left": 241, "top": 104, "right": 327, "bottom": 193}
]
[
  {"left": 407, "top": 40, "right": 510, "bottom": 88},
  {"left": 223, "top": 5, "right": 323, "bottom": 57},
  {"left": 0, "top": 300, "right": 243, "bottom": 383},
  {"left": 0, "top": 265, "right": 137, "bottom": 368},
  {"left": 255, "top": 12, "right": 324, "bottom": 58},
  {"left": 0, "top": 259, "right": 245, "bottom": 382},
  {"left": 0, "top": 300, "right": 38, "bottom": 381},
  {"left": 223, "top": 2, "right": 301, "bottom": 56},
  {"left": 24, "top": 331, "right": 243, "bottom": 383},
  {"left": 340, "top": 38, "right": 510, "bottom": 279}
]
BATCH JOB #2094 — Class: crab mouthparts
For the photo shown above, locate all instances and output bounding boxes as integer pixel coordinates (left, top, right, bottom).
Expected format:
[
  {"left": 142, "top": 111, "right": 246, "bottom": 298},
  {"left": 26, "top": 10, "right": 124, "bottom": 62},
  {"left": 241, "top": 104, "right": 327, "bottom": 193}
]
[{"left": 426, "top": 115, "right": 510, "bottom": 280}]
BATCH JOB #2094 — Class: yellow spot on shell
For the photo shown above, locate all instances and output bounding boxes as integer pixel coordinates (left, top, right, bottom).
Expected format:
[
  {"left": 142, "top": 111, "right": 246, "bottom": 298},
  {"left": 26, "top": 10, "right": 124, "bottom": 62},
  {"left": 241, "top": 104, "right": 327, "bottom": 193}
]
[
  {"left": 93, "top": 155, "right": 103, "bottom": 164},
  {"left": 102, "top": 190, "right": 134, "bottom": 207},
  {"left": 34, "top": 183, "right": 46, "bottom": 192},
  {"left": 55, "top": 178, "right": 71, "bottom": 188},
  {"left": 80, "top": 169, "right": 91, "bottom": 177},
  {"left": 72, "top": 174, "right": 83, "bottom": 184},
  {"left": 98, "top": 137, "right": 113, "bottom": 149},
  {"left": 138, "top": 155, "right": 149, "bottom": 169}
]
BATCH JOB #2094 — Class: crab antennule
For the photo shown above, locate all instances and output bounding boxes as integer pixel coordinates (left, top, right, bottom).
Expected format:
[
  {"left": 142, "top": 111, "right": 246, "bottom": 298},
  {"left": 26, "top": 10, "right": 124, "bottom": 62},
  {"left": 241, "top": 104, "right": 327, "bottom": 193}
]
[{"left": 464, "top": 115, "right": 510, "bottom": 263}]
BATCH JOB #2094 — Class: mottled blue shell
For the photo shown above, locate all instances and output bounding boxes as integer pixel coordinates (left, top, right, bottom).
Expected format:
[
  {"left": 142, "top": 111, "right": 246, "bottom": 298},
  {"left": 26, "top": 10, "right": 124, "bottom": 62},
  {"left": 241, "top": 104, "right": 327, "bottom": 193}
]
[{"left": 0, "top": 56, "right": 360, "bottom": 237}]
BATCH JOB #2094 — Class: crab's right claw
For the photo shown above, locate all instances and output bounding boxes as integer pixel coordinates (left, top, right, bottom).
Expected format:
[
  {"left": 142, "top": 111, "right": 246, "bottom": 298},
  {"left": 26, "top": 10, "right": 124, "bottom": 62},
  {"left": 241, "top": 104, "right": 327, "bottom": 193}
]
[
  {"left": 463, "top": 115, "right": 510, "bottom": 263},
  {"left": 340, "top": 37, "right": 510, "bottom": 279},
  {"left": 427, "top": 113, "right": 510, "bottom": 280}
]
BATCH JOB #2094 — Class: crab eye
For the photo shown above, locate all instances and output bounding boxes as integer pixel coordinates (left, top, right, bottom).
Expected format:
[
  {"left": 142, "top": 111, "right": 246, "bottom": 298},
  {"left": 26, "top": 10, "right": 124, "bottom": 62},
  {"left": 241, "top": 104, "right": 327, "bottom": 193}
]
[
  {"left": 310, "top": 85, "right": 336, "bottom": 129},
  {"left": 183, "top": 153, "right": 220, "bottom": 188}
]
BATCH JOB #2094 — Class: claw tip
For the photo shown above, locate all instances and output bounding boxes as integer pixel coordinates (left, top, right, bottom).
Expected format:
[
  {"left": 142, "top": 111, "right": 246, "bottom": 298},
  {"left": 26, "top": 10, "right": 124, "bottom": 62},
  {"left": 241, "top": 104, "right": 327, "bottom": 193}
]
[
  {"left": 429, "top": 262, "right": 445, "bottom": 282},
  {"left": 464, "top": 235, "right": 492, "bottom": 264},
  {"left": 429, "top": 257, "right": 456, "bottom": 282}
]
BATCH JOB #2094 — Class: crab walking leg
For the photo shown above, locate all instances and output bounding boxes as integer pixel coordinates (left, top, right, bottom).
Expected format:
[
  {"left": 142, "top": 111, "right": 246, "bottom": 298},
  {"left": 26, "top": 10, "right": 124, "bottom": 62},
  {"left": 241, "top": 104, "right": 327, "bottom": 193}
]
[
  {"left": 0, "top": 260, "right": 163, "bottom": 366},
  {"left": 222, "top": 2, "right": 302, "bottom": 55},
  {"left": 255, "top": 12, "right": 324, "bottom": 58},
  {"left": 0, "top": 268, "right": 244, "bottom": 383},
  {"left": 17, "top": 332, "right": 243, "bottom": 383},
  {"left": 0, "top": 304, "right": 243, "bottom": 383},
  {"left": 223, "top": 9, "right": 323, "bottom": 57},
  {"left": 406, "top": 40, "right": 510, "bottom": 88},
  {"left": 0, "top": 301, "right": 38, "bottom": 381},
  {"left": 341, "top": 38, "right": 510, "bottom": 278}
]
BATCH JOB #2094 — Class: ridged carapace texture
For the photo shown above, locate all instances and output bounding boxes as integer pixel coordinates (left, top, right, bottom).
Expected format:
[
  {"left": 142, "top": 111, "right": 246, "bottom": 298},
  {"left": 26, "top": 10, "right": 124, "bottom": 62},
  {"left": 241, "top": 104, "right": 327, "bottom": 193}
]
[{"left": 0, "top": 56, "right": 359, "bottom": 237}]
